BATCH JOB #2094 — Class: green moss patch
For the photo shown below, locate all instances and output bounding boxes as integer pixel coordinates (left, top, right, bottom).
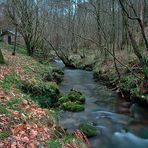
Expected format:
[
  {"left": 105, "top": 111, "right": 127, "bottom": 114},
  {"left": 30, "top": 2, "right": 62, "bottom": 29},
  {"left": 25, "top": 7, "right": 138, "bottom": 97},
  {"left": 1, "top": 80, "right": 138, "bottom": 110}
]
[
  {"left": 0, "top": 129, "right": 9, "bottom": 139},
  {"left": 67, "top": 90, "right": 85, "bottom": 103},
  {"left": 0, "top": 105, "right": 10, "bottom": 116},
  {"left": 59, "top": 89, "right": 85, "bottom": 112},
  {"left": 21, "top": 80, "right": 60, "bottom": 108},
  {"left": 63, "top": 101, "right": 84, "bottom": 112},
  {"left": 45, "top": 140, "right": 61, "bottom": 148},
  {"left": 78, "top": 123, "right": 97, "bottom": 138},
  {"left": 0, "top": 73, "right": 19, "bottom": 91}
]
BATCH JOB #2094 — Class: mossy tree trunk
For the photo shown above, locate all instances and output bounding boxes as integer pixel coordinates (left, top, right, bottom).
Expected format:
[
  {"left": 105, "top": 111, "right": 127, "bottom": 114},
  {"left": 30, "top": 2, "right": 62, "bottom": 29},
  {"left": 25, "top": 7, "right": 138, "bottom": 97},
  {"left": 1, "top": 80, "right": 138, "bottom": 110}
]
[{"left": 0, "top": 49, "right": 4, "bottom": 64}]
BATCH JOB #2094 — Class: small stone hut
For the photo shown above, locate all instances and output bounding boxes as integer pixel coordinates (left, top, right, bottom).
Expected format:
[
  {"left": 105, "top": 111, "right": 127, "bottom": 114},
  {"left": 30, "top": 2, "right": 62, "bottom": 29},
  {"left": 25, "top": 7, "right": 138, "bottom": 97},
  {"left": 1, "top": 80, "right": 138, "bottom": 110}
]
[{"left": 0, "top": 30, "right": 25, "bottom": 46}]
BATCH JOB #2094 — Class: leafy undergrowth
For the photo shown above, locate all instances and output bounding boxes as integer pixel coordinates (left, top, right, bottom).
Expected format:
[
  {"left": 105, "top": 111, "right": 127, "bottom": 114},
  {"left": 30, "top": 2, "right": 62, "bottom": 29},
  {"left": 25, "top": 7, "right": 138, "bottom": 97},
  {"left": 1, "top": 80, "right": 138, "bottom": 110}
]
[{"left": 0, "top": 49, "right": 89, "bottom": 148}]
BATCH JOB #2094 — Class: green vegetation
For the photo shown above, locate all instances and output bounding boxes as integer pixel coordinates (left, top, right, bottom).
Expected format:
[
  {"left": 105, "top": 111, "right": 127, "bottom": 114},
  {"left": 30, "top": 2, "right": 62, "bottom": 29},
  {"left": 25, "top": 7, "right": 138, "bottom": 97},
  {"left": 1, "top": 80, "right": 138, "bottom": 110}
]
[
  {"left": 62, "top": 133, "right": 75, "bottom": 143},
  {"left": 63, "top": 134, "right": 84, "bottom": 147},
  {"left": 0, "top": 56, "right": 63, "bottom": 109},
  {"left": 0, "top": 105, "right": 10, "bottom": 115},
  {"left": 67, "top": 90, "right": 85, "bottom": 103},
  {"left": 59, "top": 89, "right": 85, "bottom": 112},
  {"left": 92, "top": 57, "right": 148, "bottom": 103},
  {"left": 6, "top": 98, "right": 27, "bottom": 115},
  {"left": 45, "top": 132, "right": 85, "bottom": 148},
  {"left": 0, "top": 73, "right": 19, "bottom": 91},
  {"left": 45, "top": 140, "right": 62, "bottom": 148},
  {"left": 1, "top": 0, "right": 148, "bottom": 146},
  {"left": 0, "top": 42, "right": 27, "bottom": 55},
  {"left": 120, "top": 75, "right": 141, "bottom": 97},
  {"left": 78, "top": 123, "right": 97, "bottom": 138},
  {"left": 63, "top": 101, "right": 84, "bottom": 112},
  {"left": 22, "top": 60, "right": 64, "bottom": 84},
  {"left": 143, "top": 65, "right": 148, "bottom": 78},
  {"left": 43, "top": 68, "right": 64, "bottom": 84},
  {"left": 62, "top": 49, "right": 96, "bottom": 70},
  {"left": 21, "top": 80, "right": 60, "bottom": 108},
  {"left": 0, "top": 129, "right": 9, "bottom": 139},
  {"left": 0, "top": 45, "right": 88, "bottom": 147},
  {"left": 8, "top": 97, "right": 22, "bottom": 104}
]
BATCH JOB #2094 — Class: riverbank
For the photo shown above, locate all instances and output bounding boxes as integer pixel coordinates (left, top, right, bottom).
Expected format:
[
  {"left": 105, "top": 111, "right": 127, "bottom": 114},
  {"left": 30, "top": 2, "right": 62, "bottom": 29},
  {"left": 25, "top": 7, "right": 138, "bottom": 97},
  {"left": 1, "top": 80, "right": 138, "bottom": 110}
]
[
  {"left": 59, "top": 48, "right": 148, "bottom": 105},
  {"left": 0, "top": 48, "right": 89, "bottom": 147},
  {"left": 93, "top": 50, "right": 148, "bottom": 105}
]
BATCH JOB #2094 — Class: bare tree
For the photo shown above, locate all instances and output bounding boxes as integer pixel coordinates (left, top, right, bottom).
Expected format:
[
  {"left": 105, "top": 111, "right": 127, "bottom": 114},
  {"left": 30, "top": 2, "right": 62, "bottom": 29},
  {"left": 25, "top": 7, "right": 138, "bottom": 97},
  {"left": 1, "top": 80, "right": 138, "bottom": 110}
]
[
  {"left": 118, "top": 0, "right": 147, "bottom": 62},
  {"left": 5, "top": 0, "right": 43, "bottom": 56}
]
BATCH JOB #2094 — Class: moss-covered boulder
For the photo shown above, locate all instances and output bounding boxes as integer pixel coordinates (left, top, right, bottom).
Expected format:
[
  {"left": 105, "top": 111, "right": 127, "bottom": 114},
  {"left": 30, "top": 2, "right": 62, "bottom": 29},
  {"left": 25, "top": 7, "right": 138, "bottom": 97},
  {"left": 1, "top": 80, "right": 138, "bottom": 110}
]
[
  {"left": 59, "top": 89, "right": 85, "bottom": 112},
  {"left": 67, "top": 89, "right": 85, "bottom": 103},
  {"left": 58, "top": 90, "right": 85, "bottom": 104},
  {"left": 58, "top": 95, "right": 69, "bottom": 103},
  {"left": 78, "top": 123, "right": 97, "bottom": 138},
  {"left": 63, "top": 101, "right": 84, "bottom": 112}
]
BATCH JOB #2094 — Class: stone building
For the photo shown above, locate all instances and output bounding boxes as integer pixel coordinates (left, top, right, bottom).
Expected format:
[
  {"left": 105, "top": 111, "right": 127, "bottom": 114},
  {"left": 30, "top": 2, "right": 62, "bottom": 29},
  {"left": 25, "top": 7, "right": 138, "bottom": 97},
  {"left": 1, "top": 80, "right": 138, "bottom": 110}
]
[{"left": 0, "top": 30, "right": 25, "bottom": 46}]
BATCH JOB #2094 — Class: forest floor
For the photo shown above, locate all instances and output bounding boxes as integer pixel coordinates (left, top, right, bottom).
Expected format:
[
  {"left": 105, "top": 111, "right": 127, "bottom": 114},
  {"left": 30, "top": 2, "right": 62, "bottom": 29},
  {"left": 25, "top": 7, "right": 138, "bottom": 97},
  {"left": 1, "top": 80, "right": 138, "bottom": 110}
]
[{"left": 0, "top": 48, "right": 89, "bottom": 148}]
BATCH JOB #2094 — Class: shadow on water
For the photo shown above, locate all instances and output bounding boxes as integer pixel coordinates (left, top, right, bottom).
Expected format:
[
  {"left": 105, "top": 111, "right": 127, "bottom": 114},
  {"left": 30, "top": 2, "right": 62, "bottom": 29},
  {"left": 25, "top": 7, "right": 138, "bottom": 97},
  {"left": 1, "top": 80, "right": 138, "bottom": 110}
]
[{"left": 55, "top": 59, "right": 148, "bottom": 148}]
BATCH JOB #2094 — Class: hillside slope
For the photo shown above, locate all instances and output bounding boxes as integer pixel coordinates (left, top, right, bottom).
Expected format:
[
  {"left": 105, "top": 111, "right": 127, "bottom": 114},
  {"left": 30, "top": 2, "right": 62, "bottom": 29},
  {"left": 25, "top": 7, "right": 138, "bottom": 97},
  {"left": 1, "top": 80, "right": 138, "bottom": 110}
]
[{"left": 0, "top": 49, "right": 89, "bottom": 148}]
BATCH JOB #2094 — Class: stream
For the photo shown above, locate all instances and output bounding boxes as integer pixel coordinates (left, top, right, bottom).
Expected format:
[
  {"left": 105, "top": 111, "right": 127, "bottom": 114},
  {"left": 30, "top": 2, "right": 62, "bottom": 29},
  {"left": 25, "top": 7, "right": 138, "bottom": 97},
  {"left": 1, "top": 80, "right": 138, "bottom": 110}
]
[{"left": 55, "top": 60, "right": 148, "bottom": 148}]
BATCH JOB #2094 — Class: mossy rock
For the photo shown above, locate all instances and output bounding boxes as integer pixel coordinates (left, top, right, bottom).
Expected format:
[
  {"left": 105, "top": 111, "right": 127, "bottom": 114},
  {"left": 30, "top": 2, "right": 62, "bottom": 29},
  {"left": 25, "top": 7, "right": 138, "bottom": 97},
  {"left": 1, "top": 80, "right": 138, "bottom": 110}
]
[
  {"left": 59, "top": 89, "right": 85, "bottom": 112},
  {"left": 58, "top": 95, "right": 69, "bottom": 103},
  {"left": 68, "top": 89, "right": 85, "bottom": 103},
  {"left": 63, "top": 101, "right": 84, "bottom": 112},
  {"left": 59, "top": 90, "right": 85, "bottom": 104},
  {"left": 78, "top": 123, "right": 97, "bottom": 138}
]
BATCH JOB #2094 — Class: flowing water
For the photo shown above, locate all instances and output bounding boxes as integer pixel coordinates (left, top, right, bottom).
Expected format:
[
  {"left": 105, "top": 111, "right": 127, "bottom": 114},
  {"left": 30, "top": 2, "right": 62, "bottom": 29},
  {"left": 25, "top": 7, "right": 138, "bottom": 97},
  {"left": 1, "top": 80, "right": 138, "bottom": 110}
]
[{"left": 56, "top": 60, "right": 148, "bottom": 148}]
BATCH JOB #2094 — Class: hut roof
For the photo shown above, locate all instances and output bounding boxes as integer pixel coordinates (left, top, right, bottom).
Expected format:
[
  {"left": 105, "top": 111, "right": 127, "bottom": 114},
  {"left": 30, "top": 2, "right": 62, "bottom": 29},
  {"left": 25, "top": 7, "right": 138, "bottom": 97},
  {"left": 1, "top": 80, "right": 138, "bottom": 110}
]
[{"left": 0, "top": 30, "right": 21, "bottom": 37}]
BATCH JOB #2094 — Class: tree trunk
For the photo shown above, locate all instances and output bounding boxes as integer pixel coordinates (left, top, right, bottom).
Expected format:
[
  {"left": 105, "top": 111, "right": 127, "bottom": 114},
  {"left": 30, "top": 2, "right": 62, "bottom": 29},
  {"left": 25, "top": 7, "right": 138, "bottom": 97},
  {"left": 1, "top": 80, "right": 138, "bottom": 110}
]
[
  {"left": 123, "top": 15, "right": 144, "bottom": 65},
  {"left": 12, "top": 25, "right": 18, "bottom": 56},
  {"left": 25, "top": 39, "right": 34, "bottom": 56},
  {"left": 112, "top": 0, "right": 121, "bottom": 80},
  {"left": 0, "top": 49, "right": 4, "bottom": 64}
]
